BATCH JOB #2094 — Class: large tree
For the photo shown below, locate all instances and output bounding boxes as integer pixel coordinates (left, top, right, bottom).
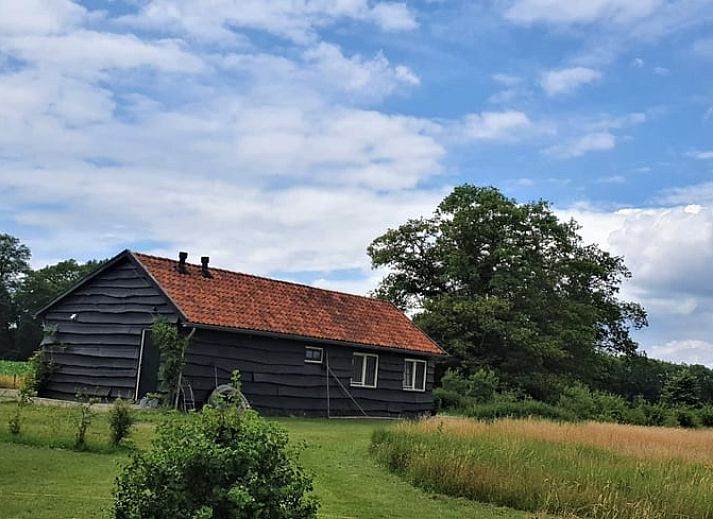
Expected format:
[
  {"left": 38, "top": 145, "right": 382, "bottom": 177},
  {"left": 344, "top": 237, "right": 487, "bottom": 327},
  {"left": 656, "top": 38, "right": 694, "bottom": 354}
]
[
  {"left": 368, "top": 185, "right": 647, "bottom": 399},
  {"left": 0, "top": 234, "right": 31, "bottom": 358}
]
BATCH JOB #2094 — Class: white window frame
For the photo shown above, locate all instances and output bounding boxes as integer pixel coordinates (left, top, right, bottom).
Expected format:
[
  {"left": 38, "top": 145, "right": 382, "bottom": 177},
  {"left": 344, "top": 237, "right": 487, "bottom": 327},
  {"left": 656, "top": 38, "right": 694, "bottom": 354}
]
[
  {"left": 304, "top": 346, "right": 324, "bottom": 364},
  {"left": 351, "top": 352, "right": 379, "bottom": 389},
  {"left": 403, "top": 358, "right": 427, "bottom": 392}
]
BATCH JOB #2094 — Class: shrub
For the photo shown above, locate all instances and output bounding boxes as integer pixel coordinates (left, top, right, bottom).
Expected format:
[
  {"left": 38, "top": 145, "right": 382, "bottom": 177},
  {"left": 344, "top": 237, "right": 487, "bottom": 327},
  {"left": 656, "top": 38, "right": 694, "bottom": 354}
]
[
  {"left": 698, "top": 405, "right": 713, "bottom": 427},
  {"left": 75, "top": 396, "right": 97, "bottom": 450},
  {"left": 673, "top": 407, "right": 701, "bottom": 429},
  {"left": 113, "top": 406, "right": 318, "bottom": 519},
  {"left": 109, "top": 399, "right": 135, "bottom": 446},
  {"left": 466, "top": 400, "right": 577, "bottom": 422}
]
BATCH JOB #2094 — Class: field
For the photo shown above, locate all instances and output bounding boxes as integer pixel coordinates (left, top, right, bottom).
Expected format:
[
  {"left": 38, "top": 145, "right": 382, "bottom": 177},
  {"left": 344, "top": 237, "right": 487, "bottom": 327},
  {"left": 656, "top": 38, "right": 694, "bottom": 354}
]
[
  {"left": 0, "top": 402, "right": 537, "bottom": 519},
  {"left": 371, "top": 417, "right": 713, "bottom": 519},
  {"left": 0, "top": 361, "right": 29, "bottom": 389}
]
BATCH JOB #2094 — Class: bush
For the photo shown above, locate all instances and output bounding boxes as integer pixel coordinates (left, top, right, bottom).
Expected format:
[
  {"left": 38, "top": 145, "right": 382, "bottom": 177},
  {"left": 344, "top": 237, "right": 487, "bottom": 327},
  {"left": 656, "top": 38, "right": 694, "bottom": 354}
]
[
  {"left": 466, "top": 400, "right": 577, "bottom": 422},
  {"left": 75, "top": 397, "right": 96, "bottom": 450},
  {"left": 698, "top": 405, "right": 713, "bottom": 427},
  {"left": 673, "top": 407, "right": 701, "bottom": 429},
  {"left": 113, "top": 406, "right": 318, "bottom": 519},
  {"left": 109, "top": 399, "right": 135, "bottom": 446}
]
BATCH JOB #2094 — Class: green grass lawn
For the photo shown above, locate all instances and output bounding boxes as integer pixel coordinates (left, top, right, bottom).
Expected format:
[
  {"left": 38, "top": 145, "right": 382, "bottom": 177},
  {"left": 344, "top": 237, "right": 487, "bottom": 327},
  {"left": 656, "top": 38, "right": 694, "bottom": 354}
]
[{"left": 0, "top": 403, "right": 537, "bottom": 519}]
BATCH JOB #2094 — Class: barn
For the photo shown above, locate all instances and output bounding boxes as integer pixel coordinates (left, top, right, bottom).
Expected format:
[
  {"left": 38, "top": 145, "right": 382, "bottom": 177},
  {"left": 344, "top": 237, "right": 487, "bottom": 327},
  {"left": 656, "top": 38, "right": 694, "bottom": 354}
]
[{"left": 35, "top": 250, "right": 446, "bottom": 416}]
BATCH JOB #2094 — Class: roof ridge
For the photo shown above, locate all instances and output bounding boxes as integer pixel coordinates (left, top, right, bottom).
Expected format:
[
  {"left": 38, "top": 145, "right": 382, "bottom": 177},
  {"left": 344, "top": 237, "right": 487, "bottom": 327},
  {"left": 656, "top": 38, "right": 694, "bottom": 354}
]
[{"left": 132, "top": 251, "right": 393, "bottom": 306}]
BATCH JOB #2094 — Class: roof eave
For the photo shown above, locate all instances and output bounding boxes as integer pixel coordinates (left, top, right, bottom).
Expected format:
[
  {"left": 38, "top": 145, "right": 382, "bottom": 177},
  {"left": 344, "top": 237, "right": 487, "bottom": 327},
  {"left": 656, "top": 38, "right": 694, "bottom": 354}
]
[{"left": 183, "top": 321, "right": 448, "bottom": 358}]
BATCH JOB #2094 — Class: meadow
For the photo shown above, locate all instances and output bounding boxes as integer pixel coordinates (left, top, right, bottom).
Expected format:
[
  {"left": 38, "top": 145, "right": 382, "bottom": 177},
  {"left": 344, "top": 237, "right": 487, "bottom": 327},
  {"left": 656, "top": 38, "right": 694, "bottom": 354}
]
[
  {"left": 0, "top": 401, "right": 538, "bottom": 519},
  {"left": 0, "top": 361, "right": 29, "bottom": 389},
  {"left": 371, "top": 417, "right": 713, "bottom": 519}
]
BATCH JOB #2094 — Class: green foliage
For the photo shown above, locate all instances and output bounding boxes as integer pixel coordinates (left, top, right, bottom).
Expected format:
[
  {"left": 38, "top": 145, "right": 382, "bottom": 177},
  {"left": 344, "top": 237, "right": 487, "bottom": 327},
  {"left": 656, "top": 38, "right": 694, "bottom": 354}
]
[
  {"left": 21, "top": 349, "right": 54, "bottom": 395},
  {"left": 465, "top": 400, "right": 577, "bottom": 422},
  {"left": 0, "top": 234, "right": 31, "bottom": 359},
  {"left": 369, "top": 185, "right": 647, "bottom": 399},
  {"left": 74, "top": 395, "right": 97, "bottom": 451},
  {"left": 151, "top": 320, "right": 191, "bottom": 407},
  {"left": 661, "top": 370, "right": 701, "bottom": 407},
  {"left": 7, "top": 390, "right": 34, "bottom": 435},
  {"left": 109, "top": 399, "right": 135, "bottom": 446},
  {"left": 113, "top": 407, "right": 318, "bottom": 519}
]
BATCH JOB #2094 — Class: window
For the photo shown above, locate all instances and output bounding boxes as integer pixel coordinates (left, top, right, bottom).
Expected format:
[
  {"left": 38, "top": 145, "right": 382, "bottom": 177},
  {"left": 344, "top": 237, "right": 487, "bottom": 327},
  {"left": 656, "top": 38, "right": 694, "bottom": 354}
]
[
  {"left": 403, "top": 359, "right": 427, "bottom": 392},
  {"left": 304, "top": 346, "right": 323, "bottom": 364},
  {"left": 351, "top": 353, "right": 378, "bottom": 388}
]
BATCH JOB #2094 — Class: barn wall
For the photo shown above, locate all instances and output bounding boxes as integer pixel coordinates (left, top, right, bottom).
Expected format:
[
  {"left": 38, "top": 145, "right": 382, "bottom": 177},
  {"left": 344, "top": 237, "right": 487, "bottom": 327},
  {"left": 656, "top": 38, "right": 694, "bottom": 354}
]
[
  {"left": 184, "top": 329, "right": 436, "bottom": 417},
  {"left": 39, "top": 257, "right": 177, "bottom": 400}
]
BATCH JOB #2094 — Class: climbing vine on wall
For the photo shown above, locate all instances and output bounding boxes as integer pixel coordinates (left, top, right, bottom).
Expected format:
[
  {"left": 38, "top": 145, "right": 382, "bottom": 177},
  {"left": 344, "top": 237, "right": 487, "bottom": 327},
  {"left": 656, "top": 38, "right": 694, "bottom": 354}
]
[{"left": 151, "top": 319, "right": 191, "bottom": 408}]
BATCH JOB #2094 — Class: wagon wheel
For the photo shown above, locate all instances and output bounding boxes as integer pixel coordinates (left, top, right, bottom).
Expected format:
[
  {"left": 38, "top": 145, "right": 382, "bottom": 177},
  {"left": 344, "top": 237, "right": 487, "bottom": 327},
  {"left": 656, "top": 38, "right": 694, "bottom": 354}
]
[{"left": 207, "top": 384, "right": 250, "bottom": 412}]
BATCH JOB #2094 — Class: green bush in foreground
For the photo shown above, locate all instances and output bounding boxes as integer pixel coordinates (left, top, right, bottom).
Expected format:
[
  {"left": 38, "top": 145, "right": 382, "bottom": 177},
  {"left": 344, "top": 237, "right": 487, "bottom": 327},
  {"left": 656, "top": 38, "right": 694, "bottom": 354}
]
[
  {"left": 371, "top": 423, "right": 713, "bottom": 519},
  {"left": 113, "top": 406, "right": 318, "bottom": 519}
]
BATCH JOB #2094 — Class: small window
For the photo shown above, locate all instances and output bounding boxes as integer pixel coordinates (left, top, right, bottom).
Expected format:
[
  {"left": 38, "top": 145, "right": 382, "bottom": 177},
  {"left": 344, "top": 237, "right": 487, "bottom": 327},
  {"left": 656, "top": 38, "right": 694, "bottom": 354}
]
[
  {"left": 304, "top": 346, "right": 323, "bottom": 364},
  {"left": 403, "top": 358, "right": 427, "bottom": 392},
  {"left": 351, "top": 352, "right": 378, "bottom": 388}
]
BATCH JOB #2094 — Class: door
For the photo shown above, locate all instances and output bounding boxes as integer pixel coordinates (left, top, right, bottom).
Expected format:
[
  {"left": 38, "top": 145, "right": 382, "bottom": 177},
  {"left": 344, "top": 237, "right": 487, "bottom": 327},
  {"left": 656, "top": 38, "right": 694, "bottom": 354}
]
[{"left": 135, "top": 329, "right": 160, "bottom": 400}]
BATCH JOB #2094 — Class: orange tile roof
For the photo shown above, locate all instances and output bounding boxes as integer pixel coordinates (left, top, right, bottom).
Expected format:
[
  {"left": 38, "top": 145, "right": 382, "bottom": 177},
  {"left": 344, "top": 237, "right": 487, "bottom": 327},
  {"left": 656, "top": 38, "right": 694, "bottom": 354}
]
[{"left": 133, "top": 252, "right": 445, "bottom": 356}]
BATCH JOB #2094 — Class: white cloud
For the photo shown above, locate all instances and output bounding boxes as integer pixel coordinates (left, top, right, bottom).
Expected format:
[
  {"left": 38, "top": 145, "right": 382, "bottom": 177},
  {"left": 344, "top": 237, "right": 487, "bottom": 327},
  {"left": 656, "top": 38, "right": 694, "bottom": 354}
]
[
  {"left": 686, "top": 150, "right": 713, "bottom": 160},
  {"left": 505, "top": 0, "right": 661, "bottom": 25},
  {"left": 648, "top": 340, "right": 713, "bottom": 367},
  {"left": 370, "top": 2, "right": 419, "bottom": 31},
  {"left": 0, "top": 0, "right": 86, "bottom": 36},
  {"left": 540, "top": 67, "right": 602, "bottom": 96},
  {"left": 560, "top": 200, "right": 713, "bottom": 365},
  {"left": 654, "top": 66, "right": 669, "bottom": 75},
  {"left": 460, "top": 111, "right": 532, "bottom": 140},
  {"left": 545, "top": 132, "right": 616, "bottom": 158},
  {"left": 123, "top": 0, "right": 418, "bottom": 44}
]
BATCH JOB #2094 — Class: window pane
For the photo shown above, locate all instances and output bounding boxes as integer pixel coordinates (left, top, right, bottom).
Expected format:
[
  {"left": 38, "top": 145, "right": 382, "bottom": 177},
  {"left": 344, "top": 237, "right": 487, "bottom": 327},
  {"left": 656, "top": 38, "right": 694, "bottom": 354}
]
[
  {"left": 365, "top": 356, "right": 377, "bottom": 387},
  {"left": 403, "top": 361, "right": 414, "bottom": 389},
  {"left": 415, "top": 361, "right": 426, "bottom": 390},
  {"left": 352, "top": 355, "right": 364, "bottom": 384},
  {"left": 305, "top": 347, "right": 322, "bottom": 362}
]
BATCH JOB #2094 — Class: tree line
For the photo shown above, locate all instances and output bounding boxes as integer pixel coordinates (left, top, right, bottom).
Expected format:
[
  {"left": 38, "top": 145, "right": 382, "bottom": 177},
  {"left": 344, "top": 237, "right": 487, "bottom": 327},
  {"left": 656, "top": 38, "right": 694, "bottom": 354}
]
[{"left": 0, "top": 234, "right": 101, "bottom": 360}]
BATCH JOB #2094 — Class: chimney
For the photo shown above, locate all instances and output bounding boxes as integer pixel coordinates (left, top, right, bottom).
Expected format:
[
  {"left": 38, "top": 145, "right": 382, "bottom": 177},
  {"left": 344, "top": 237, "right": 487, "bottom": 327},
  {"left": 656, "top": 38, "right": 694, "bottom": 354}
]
[
  {"left": 201, "top": 256, "right": 212, "bottom": 278},
  {"left": 176, "top": 251, "right": 188, "bottom": 274}
]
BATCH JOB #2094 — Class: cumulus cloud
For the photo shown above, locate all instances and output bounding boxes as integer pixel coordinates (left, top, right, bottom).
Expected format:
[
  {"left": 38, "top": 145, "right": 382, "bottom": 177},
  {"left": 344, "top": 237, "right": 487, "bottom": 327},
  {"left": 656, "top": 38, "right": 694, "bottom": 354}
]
[
  {"left": 560, "top": 201, "right": 713, "bottom": 366},
  {"left": 648, "top": 340, "right": 713, "bottom": 367},
  {"left": 540, "top": 67, "right": 602, "bottom": 96},
  {"left": 459, "top": 111, "right": 533, "bottom": 140}
]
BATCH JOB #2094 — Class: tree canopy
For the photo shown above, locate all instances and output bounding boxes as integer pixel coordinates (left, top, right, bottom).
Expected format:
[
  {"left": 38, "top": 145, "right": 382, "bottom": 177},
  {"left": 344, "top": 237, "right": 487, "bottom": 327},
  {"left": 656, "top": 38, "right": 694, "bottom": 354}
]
[{"left": 368, "top": 185, "right": 648, "bottom": 398}]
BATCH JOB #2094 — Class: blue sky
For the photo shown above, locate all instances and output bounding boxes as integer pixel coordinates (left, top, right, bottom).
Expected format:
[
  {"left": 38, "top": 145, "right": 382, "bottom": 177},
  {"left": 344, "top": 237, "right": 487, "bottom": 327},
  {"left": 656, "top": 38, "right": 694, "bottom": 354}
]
[{"left": 1, "top": 0, "right": 712, "bottom": 365}]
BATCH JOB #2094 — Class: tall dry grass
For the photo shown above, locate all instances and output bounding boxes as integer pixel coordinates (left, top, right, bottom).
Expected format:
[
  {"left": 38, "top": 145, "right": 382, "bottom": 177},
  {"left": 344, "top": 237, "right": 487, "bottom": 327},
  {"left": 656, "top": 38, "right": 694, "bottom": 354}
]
[
  {"left": 371, "top": 418, "right": 713, "bottom": 519},
  {"left": 417, "top": 417, "right": 713, "bottom": 465}
]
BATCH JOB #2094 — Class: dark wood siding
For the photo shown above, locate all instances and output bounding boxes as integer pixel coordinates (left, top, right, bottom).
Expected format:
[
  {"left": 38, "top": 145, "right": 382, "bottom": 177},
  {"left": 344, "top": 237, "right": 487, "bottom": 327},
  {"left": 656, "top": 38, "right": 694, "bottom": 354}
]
[
  {"left": 183, "top": 329, "right": 435, "bottom": 417},
  {"left": 39, "top": 258, "right": 177, "bottom": 400}
]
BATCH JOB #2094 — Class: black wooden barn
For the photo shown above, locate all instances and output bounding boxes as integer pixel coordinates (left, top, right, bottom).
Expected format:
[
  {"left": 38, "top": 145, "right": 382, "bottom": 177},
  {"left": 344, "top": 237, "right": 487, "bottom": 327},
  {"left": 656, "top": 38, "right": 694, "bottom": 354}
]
[{"left": 35, "top": 250, "right": 446, "bottom": 416}]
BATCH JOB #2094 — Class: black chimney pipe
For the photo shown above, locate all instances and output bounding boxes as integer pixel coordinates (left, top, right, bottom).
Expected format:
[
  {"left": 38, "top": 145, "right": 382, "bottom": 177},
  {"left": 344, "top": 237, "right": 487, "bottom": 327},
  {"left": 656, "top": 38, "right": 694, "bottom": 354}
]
[
  {"left": 177, "top": 251, "right": 188, "bottom": 274},
  {"left": 201, "top": 256, "right": 211, "bottom": 278}
]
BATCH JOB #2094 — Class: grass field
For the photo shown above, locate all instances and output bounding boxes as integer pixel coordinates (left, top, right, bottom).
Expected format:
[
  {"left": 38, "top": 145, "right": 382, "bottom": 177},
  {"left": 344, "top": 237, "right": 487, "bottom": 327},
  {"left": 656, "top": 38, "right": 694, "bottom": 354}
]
[
  {"left": 0, "top": 402, "right": 538, "bottom": 519},
  {"left": 371, "top": 417, "right": 713, "bottom": 519},
  {"left": 0, "top": 361, "right": 29, "bottom": 389}
]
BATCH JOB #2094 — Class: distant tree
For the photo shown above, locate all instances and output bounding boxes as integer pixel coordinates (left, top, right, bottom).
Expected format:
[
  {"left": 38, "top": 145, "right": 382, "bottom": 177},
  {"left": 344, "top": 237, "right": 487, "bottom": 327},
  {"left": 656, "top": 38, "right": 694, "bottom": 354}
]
[
  {"left": 661, "top": 370, "right": 701, "bottom": 408},
  {"left": 368, "top": 185, "right": 647, "bottom": 399},
  {"left": 13, "top": 259, "right": 102, "bottom": 359},
  {"left": 0, "top": 235, "right": 31, "bottom": 358}
]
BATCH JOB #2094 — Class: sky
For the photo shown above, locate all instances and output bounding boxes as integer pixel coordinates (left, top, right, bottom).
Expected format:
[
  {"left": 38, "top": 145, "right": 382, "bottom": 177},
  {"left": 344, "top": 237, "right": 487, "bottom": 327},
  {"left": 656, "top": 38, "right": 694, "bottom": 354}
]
[{"left": 1, "top": 0, "right": 712, "bottom": 366}]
